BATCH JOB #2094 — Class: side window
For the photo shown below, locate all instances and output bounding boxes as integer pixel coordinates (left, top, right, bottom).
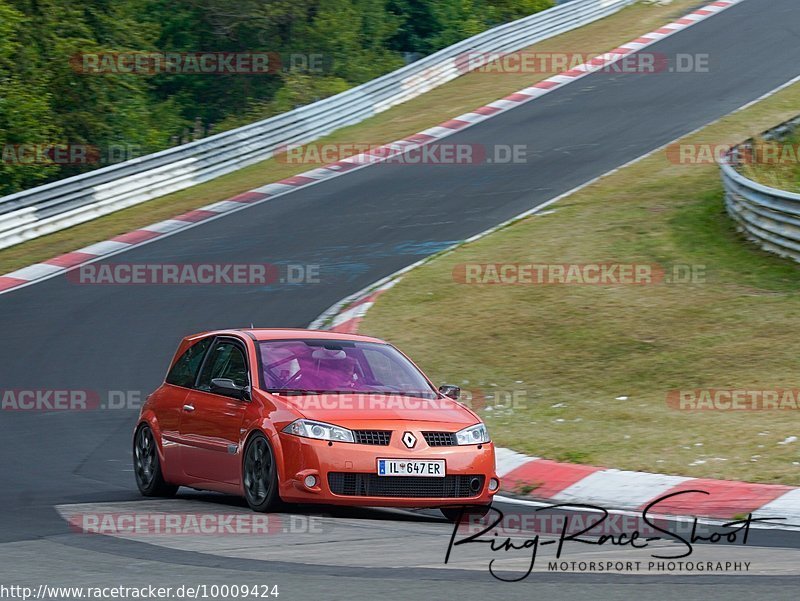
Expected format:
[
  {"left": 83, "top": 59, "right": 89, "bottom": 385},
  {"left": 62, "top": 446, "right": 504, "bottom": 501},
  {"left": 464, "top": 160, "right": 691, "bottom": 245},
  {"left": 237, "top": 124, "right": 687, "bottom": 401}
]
[
  {"left": 197, "top": 340, "right": 249, "bottom": 391},
  {"left": 261, "top": 345, "right": 301, "bottom": 388},
  {"left": 165, "top": 338, "right": 212, "bottom": 388}
]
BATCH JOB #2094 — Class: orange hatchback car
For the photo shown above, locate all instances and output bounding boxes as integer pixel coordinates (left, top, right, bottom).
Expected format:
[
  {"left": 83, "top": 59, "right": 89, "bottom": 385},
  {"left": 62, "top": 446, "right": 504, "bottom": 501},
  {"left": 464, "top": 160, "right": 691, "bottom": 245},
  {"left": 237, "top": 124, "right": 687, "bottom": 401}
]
[{"left": 133, "top": 329, "right": 499, "bottom": 520}]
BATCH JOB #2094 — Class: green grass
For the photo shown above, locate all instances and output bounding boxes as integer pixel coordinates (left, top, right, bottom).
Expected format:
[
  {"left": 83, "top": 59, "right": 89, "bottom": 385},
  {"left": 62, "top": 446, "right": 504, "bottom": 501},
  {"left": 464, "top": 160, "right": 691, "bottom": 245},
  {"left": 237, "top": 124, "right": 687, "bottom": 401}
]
[
  {"left": 741, "top": 131, "right": 800, "bottom": 193},
  {"left": 360, "top": 80, "right": 800, "bottom": 486},
  {"left": 0, "top": 0, "right": 704, "bottom": 274},
  {"left": 515, "top": 483, "right": 540, "bottom": 496}
]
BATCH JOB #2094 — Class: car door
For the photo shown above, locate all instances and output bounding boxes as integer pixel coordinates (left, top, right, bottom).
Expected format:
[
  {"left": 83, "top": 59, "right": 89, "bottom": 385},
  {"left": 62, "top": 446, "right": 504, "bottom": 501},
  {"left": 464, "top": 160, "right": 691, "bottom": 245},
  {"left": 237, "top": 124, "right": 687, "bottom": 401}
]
[
  {"left": 157, "top": 336, "right": 214, "bottom": 469},
  {"left": 179, "top": 337, "right": 250, "bottom": 484}
]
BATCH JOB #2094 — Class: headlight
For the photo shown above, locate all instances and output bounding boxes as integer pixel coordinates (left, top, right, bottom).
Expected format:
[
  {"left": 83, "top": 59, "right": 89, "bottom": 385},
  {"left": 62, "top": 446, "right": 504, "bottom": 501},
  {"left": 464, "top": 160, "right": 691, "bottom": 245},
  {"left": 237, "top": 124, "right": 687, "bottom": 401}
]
[
  {"left": 283, "top": 419, "right": 354, "bottom": 443},
  {"left": 456, "top": 423, "right": 490, "bottom": 445}
]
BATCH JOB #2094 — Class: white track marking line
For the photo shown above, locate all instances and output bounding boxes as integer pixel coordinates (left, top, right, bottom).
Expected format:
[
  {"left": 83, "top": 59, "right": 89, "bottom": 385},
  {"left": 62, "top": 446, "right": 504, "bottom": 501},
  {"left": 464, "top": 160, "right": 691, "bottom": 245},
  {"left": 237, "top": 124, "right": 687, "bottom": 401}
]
[
  {"left": 552, "top": 470, "right": 692, "bottom": 509},
  {"left": 495, "top": 448, "right": 539, "bottom": 477}
]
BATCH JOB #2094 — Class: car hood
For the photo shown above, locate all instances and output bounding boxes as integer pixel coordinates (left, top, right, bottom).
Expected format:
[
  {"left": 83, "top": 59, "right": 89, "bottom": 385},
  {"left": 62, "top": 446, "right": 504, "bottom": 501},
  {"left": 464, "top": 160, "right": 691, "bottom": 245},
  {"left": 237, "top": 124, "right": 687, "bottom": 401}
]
[{"left": 273, "top": 392, "right": 478, "bottom": 425}]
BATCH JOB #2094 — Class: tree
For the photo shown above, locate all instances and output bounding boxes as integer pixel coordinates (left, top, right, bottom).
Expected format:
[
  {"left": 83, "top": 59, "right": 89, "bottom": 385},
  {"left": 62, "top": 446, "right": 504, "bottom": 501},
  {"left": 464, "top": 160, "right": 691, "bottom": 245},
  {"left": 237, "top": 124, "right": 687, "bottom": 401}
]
[
  {"left": 0, "top": 0, "right": 554, "bottom": 194},
  {"left": 0, "top": 1, "right": 59, "bottom": 193}
]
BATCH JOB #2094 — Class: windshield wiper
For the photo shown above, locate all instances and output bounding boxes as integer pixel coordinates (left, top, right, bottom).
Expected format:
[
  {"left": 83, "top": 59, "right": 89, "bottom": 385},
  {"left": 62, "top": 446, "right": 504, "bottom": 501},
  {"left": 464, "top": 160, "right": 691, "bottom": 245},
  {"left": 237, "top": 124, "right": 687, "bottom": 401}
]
[{"left": 265, "top": 388, "right": 321, "bottom": 396}]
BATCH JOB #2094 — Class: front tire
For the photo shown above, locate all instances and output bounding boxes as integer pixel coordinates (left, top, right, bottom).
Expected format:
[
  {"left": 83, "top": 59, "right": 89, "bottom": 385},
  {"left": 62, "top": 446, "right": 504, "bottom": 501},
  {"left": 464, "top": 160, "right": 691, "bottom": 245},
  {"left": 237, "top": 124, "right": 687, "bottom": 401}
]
[
  {"left": 134, "top": 424, "right": 178, "bottom": 497},
  {"left": 242, "top": 432, "right": 282, "bottom": 512}
]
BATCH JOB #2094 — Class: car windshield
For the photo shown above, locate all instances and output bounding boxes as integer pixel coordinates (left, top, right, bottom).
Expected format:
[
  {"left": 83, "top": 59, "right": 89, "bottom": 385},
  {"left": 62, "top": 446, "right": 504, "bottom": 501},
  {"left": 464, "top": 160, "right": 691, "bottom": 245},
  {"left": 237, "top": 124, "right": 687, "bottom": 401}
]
[{"left": 259, "top": 339, "right": 437, "bottom": 398}]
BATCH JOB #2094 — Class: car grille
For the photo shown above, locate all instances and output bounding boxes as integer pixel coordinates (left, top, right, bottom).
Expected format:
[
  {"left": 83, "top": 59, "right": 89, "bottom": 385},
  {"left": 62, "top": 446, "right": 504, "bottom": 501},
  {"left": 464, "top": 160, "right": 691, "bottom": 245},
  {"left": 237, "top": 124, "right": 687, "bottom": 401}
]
[
  {"left": 422, "top": 431, "right": 458, "bottom": 446},
  {"left": 353, "top": 430, "right": 391, "bottom": 445},
  {"left": 328, "top": 473, "right": 484, "bottom": 498}
]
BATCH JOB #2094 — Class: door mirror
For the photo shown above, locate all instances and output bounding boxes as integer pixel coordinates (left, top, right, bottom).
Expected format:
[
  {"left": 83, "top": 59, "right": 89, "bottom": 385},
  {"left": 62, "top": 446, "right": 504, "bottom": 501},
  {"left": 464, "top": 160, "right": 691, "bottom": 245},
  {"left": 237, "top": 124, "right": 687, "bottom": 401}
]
[
  {"left": 438, "top": 385, "right": 461, "bottom": 400},
  {"left": 211, "top": 378, "right": 250, "bottom": 401}
]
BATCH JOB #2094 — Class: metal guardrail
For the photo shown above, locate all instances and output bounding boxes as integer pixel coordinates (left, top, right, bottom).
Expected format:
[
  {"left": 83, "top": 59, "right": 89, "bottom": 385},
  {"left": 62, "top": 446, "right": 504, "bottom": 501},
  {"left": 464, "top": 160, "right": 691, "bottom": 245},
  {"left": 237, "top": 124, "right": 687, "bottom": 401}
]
[
  {"left": 0, "top": 0, "right": 636, "bottom": 250},
  {"left": 721, "top": 116, "right": 800, "bottom": 262}
]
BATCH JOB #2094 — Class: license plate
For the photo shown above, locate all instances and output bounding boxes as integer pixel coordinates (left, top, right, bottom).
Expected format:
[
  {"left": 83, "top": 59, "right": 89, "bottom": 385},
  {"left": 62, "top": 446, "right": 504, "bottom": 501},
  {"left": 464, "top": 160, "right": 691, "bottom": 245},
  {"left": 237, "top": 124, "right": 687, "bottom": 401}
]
[{"left": 377, "top": 458, "right": 445, "bottom": 477}]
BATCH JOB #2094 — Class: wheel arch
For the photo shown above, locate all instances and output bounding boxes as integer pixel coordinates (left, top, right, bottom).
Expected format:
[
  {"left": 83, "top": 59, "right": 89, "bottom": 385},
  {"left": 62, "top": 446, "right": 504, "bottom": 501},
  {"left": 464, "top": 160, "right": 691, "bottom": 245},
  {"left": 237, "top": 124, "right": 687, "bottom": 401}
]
[
  {"left": 240, "top": 425, "right": 285, "bottom": 489},
  {"left": 134, "top": 413, "right": 168, "bottom": 468}
]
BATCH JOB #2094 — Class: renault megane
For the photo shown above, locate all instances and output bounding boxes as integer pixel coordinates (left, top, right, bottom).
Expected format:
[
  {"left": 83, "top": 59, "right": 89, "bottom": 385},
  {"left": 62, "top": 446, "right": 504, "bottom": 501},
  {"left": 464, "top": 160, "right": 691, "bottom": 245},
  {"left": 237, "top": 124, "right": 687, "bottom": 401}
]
[{"left": 133, "top": 329, "right": 499, "bottom": 520}]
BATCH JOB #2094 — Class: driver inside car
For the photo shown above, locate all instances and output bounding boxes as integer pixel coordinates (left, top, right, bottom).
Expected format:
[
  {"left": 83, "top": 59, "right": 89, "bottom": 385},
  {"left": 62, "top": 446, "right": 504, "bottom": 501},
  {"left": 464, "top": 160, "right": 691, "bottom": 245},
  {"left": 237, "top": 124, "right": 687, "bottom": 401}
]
[{"left": 309, "top": 348, "right": 359, "bottom": 391}]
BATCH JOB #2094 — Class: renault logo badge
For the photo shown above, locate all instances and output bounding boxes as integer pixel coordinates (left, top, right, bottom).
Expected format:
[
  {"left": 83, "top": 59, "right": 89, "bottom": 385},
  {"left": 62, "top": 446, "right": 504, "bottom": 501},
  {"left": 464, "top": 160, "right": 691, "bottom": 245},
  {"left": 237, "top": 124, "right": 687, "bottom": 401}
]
[{"left": 402, "top": 432, "right": 417, "bottom": 449}]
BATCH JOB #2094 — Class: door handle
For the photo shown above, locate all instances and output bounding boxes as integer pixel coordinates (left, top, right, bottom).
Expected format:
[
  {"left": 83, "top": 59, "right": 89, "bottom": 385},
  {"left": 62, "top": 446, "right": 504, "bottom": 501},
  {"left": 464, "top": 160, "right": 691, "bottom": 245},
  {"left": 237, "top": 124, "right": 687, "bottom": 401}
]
[{"left": 183, "top": 404, "right": 195, "bottom": 412}]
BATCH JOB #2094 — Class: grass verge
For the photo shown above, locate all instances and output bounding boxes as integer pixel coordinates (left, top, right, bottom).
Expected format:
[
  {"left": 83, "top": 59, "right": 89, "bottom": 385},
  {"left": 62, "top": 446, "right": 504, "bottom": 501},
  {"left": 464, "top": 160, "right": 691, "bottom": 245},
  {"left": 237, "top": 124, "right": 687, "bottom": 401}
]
[
  {"left": 741, "top": 129, "right": 800, "bottom": 193},
  {"left": 360, "top": 81, "right": 800, "bottom": 486},
  {"left": 0, "top": 0, "right": 704, "bottom": 274}
]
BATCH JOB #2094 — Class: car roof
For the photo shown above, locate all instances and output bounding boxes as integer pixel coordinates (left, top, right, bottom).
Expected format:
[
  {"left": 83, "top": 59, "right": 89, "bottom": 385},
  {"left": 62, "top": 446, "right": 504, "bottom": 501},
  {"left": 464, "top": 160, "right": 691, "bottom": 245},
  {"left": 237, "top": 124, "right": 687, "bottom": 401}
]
[{"left": 189, "top": 328, "right": 387, "bottom": 344}]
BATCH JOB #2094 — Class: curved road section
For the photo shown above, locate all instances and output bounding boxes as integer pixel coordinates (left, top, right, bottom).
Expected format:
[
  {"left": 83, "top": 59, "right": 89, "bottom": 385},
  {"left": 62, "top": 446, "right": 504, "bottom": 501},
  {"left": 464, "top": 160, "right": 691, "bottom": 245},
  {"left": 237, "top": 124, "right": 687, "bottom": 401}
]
[{"left": 1, "top": 0, "right": 800, "bottom": 598}]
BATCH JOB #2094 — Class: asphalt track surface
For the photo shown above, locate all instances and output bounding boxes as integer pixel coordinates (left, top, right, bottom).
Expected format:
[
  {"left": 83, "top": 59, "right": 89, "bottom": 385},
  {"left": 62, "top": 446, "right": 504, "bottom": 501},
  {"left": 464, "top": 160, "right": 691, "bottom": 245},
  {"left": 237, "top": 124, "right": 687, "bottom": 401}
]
[{"left": 2, "top": 0, "right": 800, "bottom": 598}]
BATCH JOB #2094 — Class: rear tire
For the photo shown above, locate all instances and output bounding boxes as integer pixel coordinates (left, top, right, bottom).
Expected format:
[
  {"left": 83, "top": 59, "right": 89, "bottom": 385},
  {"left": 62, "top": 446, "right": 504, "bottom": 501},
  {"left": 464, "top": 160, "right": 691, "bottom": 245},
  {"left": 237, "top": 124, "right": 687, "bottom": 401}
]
[
  {"left": 441, "top": 504, "right": 492, "bottom": 523},
  {"left": 242, "top": 433, "right": 282, "bottom": 512},
  {"left": 134, "top": 424, "right": 178, "bottom": 497}
]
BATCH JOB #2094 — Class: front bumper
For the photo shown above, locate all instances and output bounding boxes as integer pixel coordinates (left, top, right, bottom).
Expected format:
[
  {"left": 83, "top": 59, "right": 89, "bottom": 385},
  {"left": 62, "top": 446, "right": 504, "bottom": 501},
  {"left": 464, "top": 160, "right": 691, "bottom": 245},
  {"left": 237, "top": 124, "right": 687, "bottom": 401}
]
[{"left": 277, "top": 425, "right": 498, "bottom": 508}]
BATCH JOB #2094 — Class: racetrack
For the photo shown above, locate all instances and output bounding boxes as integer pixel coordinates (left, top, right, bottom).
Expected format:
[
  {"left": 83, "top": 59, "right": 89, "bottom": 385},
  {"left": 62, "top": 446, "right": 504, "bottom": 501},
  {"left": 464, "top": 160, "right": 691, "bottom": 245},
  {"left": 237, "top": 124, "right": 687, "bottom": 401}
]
[{"left": 2, "top": 0, "right": 800, "bottom": 597}]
